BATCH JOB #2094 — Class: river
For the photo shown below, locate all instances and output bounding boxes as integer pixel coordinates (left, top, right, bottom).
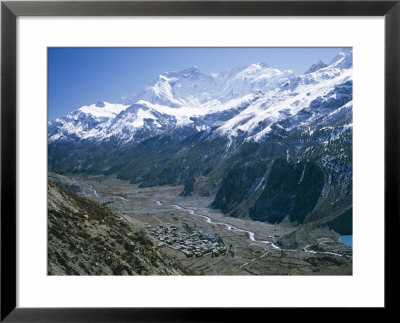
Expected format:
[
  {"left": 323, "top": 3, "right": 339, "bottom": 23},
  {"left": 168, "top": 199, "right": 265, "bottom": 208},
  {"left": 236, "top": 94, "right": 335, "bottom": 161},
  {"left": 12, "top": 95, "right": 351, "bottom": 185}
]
[
  {"left": 172, "top": 204, "right": 282, "bottom": 250},
  {"left": 87, "top": 185, "right": 347, "bottom": 257},
  {"left": 88, "top": 185, "right": 100, "bottom": 197}
]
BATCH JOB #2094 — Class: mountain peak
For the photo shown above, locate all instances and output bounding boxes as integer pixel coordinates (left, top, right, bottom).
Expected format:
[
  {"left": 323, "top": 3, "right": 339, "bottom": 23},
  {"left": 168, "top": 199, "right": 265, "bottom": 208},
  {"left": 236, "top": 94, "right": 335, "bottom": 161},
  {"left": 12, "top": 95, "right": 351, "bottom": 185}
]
[
  {"left": 244, "top": 62, "right": 270, "bottom": 71},
  {"left": 186, "top": 65, "right": 200, "bottom": 72},
  {"left": 76, "top": 102, "right": 128, "bottom": 119},
  {"left": 330, "top": 48, "right": 352, "bottom": 69},
  {"left": 304, "top": 60, "right": 327, "bottom": 74},
  {"left": 258, "top": 62, "right": 270, "bottom": 68},
  {"left": 163, "top": 65, "right": 203, "bottom": 78}
]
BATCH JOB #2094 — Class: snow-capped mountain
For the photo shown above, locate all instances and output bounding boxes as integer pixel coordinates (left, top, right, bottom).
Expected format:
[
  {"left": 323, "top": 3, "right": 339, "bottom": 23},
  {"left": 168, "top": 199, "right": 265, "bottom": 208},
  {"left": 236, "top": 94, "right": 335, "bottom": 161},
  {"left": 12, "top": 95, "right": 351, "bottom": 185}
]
[
  {"left": 48, "top": 101, "right": 129, "bottom": 142},
  {"left": 215, "top": 50, "right": 352, "bottom": 142},
  {"left": 132, "top": 63, "right": 295, "bottom": 107},
  {"left": 48, "top": 48, "right": 352, "bottom": 146},
  {"left": 48, "top": 63, "right": 296, "bottom": 144}
]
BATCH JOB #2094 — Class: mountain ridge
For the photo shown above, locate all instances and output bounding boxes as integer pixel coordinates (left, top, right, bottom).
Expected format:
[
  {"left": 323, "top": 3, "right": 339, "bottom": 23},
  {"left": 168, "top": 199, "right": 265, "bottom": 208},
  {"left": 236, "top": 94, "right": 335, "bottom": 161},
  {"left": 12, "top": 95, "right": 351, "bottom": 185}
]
[{"left": 49, "top": 49, "right": 352, "bottom": 147}]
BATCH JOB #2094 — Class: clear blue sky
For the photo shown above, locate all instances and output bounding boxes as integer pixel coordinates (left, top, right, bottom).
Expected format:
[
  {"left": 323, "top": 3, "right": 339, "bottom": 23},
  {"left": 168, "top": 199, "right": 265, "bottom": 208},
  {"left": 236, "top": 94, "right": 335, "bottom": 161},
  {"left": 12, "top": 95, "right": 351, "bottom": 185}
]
[{"left": 48, "top": 47, "right": 343, "bottom": 120}]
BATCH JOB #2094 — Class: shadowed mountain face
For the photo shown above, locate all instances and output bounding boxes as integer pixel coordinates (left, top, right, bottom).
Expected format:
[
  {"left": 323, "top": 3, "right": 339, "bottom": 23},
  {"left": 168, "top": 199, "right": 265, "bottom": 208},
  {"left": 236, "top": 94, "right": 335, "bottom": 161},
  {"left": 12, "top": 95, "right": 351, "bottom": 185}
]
[
  {"left": 249, "top": 160, "right": 324, "bottom": 223},
  {"left": 48, "top": 49, "right": 352, "bottom": 233},
  {"left": 214, "top": 159, "right": 324, "bottom": 224},
  {"left": 48, "top": 181, "right": 190, "bottom": 275}
]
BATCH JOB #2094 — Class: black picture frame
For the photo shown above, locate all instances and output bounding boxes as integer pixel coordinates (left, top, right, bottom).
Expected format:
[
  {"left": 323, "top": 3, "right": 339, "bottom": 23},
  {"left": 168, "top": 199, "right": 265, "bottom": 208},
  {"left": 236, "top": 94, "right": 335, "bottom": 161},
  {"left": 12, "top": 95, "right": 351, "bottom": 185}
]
[{"left": 1, "top": 0, "right": 399, "bottom": 321}]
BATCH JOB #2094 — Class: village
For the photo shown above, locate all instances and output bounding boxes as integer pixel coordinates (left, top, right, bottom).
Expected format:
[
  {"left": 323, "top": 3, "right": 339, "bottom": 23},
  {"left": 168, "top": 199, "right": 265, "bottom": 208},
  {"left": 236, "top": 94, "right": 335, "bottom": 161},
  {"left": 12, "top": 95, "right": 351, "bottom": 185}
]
[{"left": 144, "top": 223, "right": 227, "bottom": 258}]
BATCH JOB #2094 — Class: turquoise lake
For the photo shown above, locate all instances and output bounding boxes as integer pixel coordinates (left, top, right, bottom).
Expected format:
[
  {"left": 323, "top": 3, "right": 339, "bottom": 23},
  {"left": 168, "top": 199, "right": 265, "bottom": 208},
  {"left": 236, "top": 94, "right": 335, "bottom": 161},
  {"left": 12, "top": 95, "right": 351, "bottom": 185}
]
[{"left": 340, "top": 235, "right": 353, "bottom": 247}]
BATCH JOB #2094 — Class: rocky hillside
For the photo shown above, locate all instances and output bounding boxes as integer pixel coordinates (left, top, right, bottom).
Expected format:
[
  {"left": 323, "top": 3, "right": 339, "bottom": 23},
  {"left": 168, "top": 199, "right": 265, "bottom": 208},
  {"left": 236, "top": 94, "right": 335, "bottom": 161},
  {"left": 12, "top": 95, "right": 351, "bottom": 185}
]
[{"left": 48, "top": 181, "right": 190, "bottom": 275}]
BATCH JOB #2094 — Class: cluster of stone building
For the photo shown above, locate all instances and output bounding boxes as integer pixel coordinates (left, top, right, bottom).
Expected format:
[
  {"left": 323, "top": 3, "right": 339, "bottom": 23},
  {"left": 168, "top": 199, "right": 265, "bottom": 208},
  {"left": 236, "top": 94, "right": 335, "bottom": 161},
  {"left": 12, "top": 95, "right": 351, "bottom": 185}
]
[{"left": 145, "top": 223, "right": 227, "bottom": 258}]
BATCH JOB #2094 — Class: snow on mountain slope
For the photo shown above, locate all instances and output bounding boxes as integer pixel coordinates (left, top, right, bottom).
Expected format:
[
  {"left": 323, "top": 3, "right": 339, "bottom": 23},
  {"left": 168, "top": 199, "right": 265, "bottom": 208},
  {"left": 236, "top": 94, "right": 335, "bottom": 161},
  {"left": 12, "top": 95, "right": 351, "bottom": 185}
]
[
  {"left": 215, "top": 49, "right": 352, "bottom": 142},
  {"left": 48, "top": 102, "right": 128, "bottom": 142},
  {"left": 78, "top": 101, "right": 128, "bottom": 118},
  {"left": 48, "top": 49, "right": 352, "bottom": 146},
  {"left": 104, "top": 93, "right": 262, "bottom": 143},
  {"left": 49, "top": 93, "right": 260, "bottom": 144},
  {"left": 216, "top": 70, "right": 352, "bottom": 142},
  {"left": 131, "top": 64, "right": 295, "bottom": 108}
]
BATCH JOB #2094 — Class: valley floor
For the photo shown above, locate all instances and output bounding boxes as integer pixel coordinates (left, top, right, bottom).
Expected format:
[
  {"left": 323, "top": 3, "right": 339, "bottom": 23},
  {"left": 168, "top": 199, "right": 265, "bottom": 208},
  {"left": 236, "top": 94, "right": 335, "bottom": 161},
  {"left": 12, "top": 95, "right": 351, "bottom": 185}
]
[{"left": 49, "top": 173, "right": 352, "bottom": 275}]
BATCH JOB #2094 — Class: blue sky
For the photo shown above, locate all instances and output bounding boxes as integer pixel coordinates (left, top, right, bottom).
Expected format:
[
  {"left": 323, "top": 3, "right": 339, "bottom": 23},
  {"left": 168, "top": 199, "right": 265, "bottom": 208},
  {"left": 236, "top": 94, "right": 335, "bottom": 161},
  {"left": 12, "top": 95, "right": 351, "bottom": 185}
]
[{"left": 48, "top": 47, "right": 343, "bottom": 120}]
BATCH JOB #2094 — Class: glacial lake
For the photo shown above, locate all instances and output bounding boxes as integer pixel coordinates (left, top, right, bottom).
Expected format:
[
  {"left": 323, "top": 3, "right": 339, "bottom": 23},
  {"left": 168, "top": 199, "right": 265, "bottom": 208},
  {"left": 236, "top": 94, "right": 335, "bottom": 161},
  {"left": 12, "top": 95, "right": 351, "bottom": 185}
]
[{"left": 340, "top": 235, "right": 353, "bottom": 247}]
